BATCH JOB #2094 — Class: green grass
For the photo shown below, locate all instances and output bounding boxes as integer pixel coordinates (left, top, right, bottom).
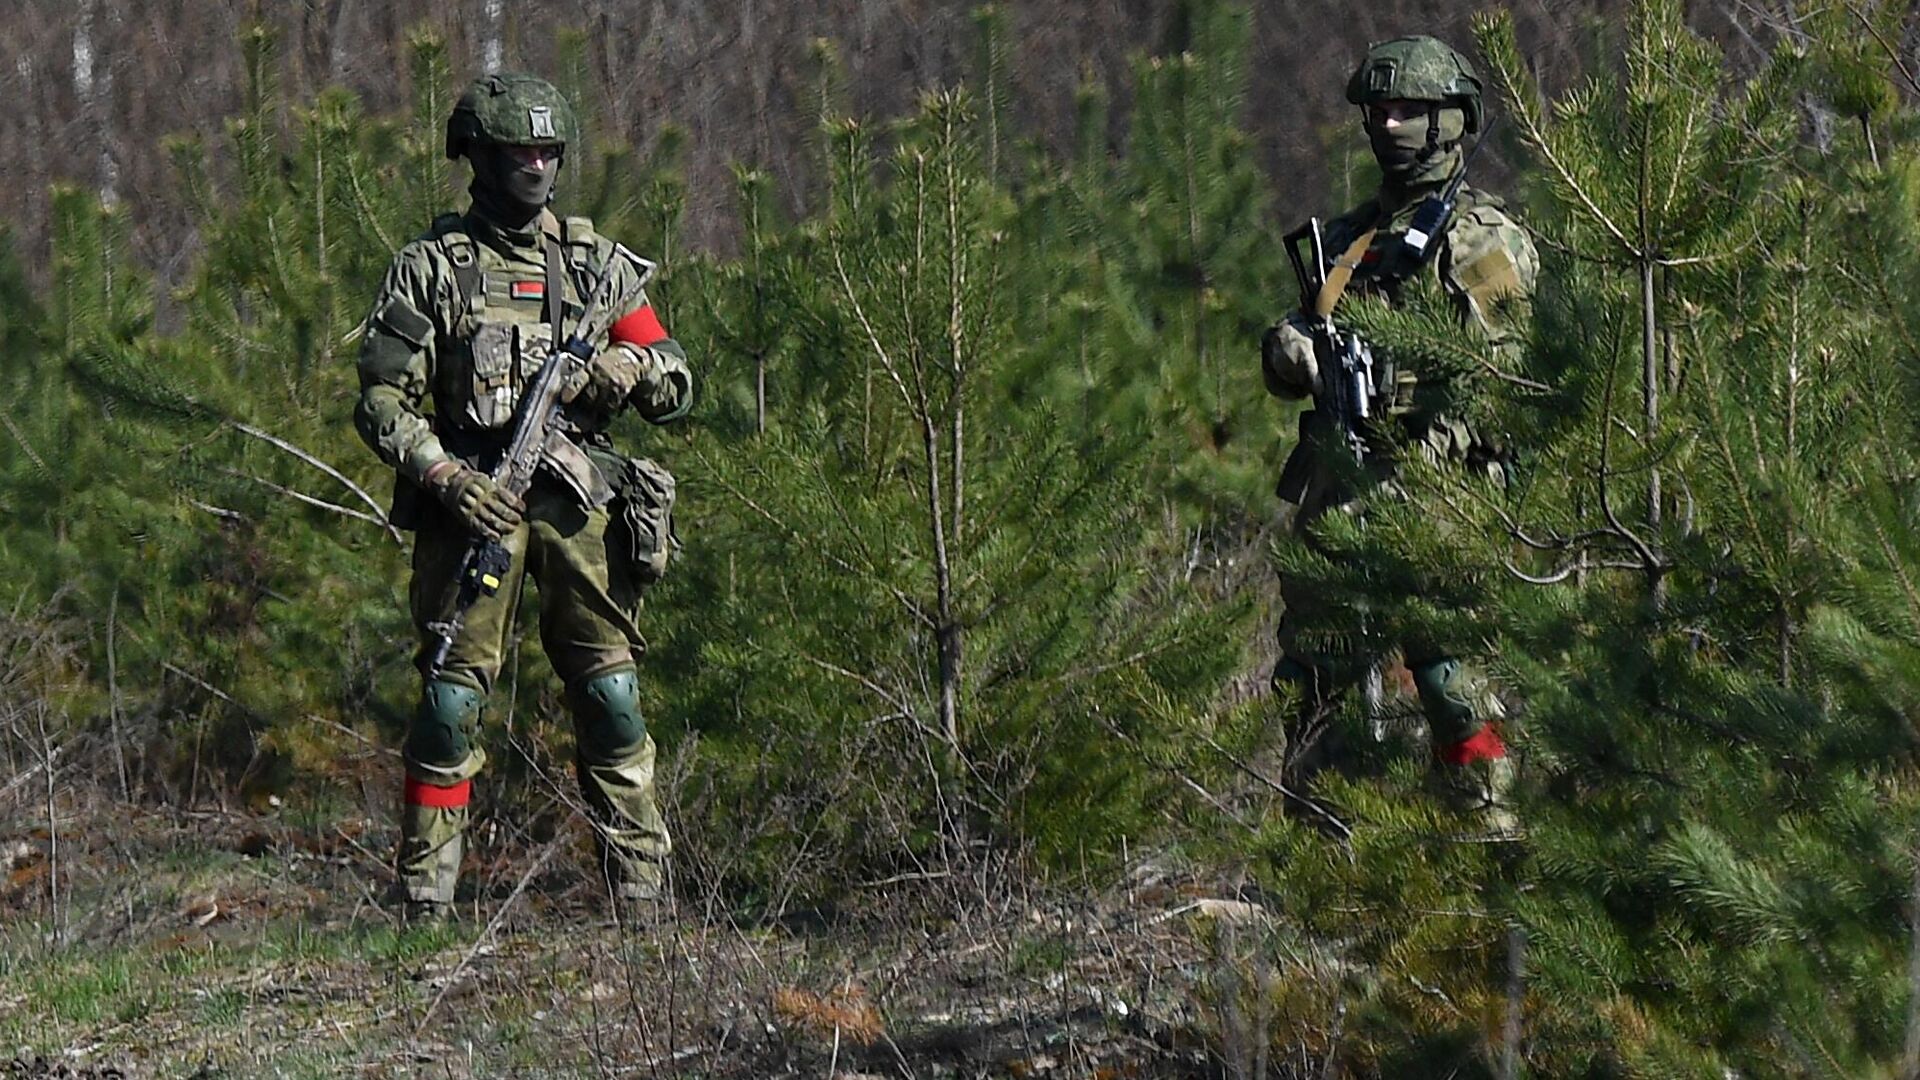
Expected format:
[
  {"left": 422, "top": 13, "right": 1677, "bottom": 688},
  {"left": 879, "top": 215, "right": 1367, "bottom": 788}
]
[
  {"left": 360, "top": 921, "right": 461, "bottom": 964},
  {"left": 30, "top": 955, "right": 133, "bottom": 1024},
  {"left": 1010, "top": 935, "right": 1073, "bottom": 976},
  {"left": 195, "top": 987, "right": 246, "bottom": 1027}
]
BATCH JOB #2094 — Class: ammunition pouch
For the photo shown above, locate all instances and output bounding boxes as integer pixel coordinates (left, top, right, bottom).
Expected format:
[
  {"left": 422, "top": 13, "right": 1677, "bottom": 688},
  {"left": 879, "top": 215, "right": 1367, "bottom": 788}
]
[{"left": 610, "top": 457, "right": 679, "bottom": 584}]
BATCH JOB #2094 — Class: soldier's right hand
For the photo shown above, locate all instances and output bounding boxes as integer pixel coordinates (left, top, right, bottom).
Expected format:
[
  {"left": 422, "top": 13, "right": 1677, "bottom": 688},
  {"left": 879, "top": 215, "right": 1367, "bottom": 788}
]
[
  {"left": 1261, "top": 316, "right": 1321, "bottom": 399},
  {"left": 433, "top": 465, "right": 525, "bottom": 541}
]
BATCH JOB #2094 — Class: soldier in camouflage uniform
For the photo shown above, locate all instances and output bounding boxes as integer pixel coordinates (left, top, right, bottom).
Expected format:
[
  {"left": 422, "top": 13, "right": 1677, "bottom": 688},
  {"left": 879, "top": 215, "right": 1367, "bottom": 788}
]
[
  {"left": 1261, "top": 37, "right": 1538, "bottom": 833},
  {"left": 354, "top": 74, "right": 693, "bottom": 917}
]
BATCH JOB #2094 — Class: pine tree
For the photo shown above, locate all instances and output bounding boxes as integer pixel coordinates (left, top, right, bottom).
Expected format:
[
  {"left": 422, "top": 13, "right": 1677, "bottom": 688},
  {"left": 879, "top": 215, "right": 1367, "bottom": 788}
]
[
  {"left": 1229, "top": 2, "right": 1920, "bottom": 1072},
  {"left": 662, "top": 88, "right": 1249, "bottom": 892}
]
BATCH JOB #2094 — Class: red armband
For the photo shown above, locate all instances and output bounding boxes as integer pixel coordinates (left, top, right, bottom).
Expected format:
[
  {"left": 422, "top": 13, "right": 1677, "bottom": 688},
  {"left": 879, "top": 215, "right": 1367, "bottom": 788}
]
[
  {"left": 404, "top": 777, "right": 472, "bottom": 809},
  {"left": 1439, "top": 725, "right": 1507, "bottom": 766},
  {"left": 610, "top": 305, "right": 668, "bottom": 348}
]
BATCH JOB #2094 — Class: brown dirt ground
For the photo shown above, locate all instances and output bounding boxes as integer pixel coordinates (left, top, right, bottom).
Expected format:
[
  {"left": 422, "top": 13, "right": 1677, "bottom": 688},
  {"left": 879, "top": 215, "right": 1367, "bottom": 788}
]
[{"left": 1, "top": 799, "right": 1286, "bottom": 1078}]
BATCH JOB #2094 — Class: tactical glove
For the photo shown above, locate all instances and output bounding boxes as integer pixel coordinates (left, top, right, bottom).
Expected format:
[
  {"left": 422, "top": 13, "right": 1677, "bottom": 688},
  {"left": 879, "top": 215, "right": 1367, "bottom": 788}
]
[
  {"left": 1261, "top": 316, "right": 1321, "bottom": 399},
  {"left": 432, "top": 464, "right": 524, "bottom": 541},
  {"left": 561, "top": 344, "right": 656, "bottom": 412}
]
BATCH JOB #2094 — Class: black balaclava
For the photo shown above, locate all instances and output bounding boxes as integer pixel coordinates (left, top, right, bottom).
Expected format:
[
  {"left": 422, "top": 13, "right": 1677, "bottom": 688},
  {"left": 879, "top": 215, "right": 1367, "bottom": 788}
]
[
  {"left": 1368, "top": 105, "right": 1467, "bottom": 192},
  {"left": 468, "top": 142, "right": 562, "bottom": 230}
]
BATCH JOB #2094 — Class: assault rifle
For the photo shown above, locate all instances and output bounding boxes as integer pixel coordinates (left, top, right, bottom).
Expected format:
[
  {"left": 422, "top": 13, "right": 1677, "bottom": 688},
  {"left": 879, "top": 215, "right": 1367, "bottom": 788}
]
[
  {"left": 1283, "top": 218, "right": 1378, "bottom": 469},
  {"left": 424, "top": 241, "right": 652, "bottom": 680}
]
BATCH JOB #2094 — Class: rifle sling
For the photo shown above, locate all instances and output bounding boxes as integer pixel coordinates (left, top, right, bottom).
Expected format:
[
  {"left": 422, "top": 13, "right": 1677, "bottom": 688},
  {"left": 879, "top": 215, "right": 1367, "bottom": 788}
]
[
  {"left": 543, "top": 232, "right": 566, "bottom": 352},
  {"left": 1313, "top": 224, "right": 1379, "bottom": 320}
]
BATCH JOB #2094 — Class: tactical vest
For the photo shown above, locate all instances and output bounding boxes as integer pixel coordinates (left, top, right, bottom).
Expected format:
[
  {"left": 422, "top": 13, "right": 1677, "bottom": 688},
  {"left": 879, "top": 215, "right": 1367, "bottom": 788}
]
[
  {"left": 426, "top": 212, "right": 610, "bottom": 438},
  {"left": 1294, "top": 185, "right": 1513, "bottom": 488},
  {"left": 1319, "top": 186, "right": 1504, "bottom": 301}
]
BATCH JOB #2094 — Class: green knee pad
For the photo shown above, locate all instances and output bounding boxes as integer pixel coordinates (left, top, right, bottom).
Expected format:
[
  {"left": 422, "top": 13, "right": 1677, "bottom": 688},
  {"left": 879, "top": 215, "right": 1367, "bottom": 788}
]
[
  {"left": 1409, "top": 656, "right": 1481, "bottom": 742},
  {"left": 407, "top": 679, "right": 484, "bottom": 769},
  {"left": 569, "top": 668, "right": 647, "bottom": 762}
]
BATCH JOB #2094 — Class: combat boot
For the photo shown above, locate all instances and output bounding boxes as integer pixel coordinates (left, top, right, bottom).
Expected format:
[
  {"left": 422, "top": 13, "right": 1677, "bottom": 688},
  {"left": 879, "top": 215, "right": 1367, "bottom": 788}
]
[
  {"left": 602, "top": 849, "right": 676, "bottom": 928},
  {"left": 1435, "top": 751, "right": 1520, "bottom": 841},
  {"left": 568, "top": 668, "right": 675, "bottom": 924},
  {"left": 397, "top": 781, "right": 469, "bottom": 907},
  {"left": 1432, "top": 720, "right": 1520, "bottom": 840}
]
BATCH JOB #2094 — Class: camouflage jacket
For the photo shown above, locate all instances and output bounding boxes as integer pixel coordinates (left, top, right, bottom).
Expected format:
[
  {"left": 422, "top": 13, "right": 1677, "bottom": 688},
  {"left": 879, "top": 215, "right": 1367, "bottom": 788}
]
[
  {"left": 1320, "top": 182, "right": 1535, "bottom": 341},
  {"left": 1263, "top": 181, "right": 1537, "bottom": 487},
  {"left": 353, "top": 207, "right": 693, "bottom": 495}
]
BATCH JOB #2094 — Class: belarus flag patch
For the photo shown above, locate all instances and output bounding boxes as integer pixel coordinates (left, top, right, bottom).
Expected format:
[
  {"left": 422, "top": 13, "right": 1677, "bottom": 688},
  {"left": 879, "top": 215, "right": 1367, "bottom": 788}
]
[{"left": 510, "top": 280, "right": 547, "bottom": 301}]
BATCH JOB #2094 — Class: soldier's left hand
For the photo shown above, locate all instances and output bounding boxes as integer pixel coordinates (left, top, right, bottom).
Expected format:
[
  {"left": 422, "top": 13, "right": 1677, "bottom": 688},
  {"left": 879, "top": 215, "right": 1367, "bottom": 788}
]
[
  {"left": 562, "top": 344, "right": 656, "bottom": 410},
  {"left": 1261, "top": 316, "right": 1321, "bottom": 398}
]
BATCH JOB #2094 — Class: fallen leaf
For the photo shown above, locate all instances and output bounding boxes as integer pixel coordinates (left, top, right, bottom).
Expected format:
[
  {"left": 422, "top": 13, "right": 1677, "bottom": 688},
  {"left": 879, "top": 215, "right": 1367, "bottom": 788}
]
[
  {"left": 6, "top": 857, "right": 48, "bottom": 893},
  {"left": 180, "top": 894, "right": 221, "bottom": 927},
  {"left": 773, "top": 984, "right": 885, "bottom": 1046}
]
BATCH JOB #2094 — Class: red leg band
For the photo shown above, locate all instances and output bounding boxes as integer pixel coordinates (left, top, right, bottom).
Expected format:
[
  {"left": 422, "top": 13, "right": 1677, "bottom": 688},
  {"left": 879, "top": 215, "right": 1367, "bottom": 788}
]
[
  {"left": 610, "top": 305, "right": 668, "bottom": 348},
  {"left": 404, "top": 777, "right": 472, "bottom": 809},
  {"left": 1441, "top": 725, "right": 1507, "bottom": 766}
]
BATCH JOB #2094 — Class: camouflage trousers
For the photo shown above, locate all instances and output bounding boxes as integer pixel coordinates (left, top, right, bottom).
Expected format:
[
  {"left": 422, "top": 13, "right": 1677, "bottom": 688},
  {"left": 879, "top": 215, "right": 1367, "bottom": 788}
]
[
  {"left": 396, "top": 479, "right": 670, "bottom": 904},
  {"left": 1271, "top": 413, "right": 1509, "bottom": 752}
]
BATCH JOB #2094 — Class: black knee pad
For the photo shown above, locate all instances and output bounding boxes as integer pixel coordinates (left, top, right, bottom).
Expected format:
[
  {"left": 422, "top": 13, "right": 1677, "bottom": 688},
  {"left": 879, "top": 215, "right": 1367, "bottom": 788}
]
[
  {"left": 407, "top": 679, "right": 484, "bottom": 769},
  {"left": 569, "top": 667, "right": 646, "bottom": 762}
]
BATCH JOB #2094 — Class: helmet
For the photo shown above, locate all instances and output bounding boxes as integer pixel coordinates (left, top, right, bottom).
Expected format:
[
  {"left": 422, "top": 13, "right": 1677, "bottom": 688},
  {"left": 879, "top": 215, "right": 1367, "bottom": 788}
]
[
  {"left": 444, "top": 73, "right": 579, "bottom": 161},
  {"left": 1345, "top": 36, "right": 1483, "bottom": 134}
]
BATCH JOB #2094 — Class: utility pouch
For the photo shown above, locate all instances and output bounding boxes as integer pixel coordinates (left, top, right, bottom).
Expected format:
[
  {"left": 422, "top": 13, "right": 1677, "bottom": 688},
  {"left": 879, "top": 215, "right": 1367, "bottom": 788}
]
[
  {"left": 1383, "top": 367, "right": 1418, "bottom": 415},
  {"left": 541, "top": 432, "right": 616, "bottom": 510},
  {"left": 612, "top": 457, "right": 679, "bottom": 584}
]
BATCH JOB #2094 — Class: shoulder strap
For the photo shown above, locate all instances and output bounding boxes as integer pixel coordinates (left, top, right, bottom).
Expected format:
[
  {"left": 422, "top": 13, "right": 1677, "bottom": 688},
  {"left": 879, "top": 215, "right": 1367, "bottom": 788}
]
[
  {"left": 558, "top": 215, "right": 606, "bottom": 305},
  {"left": 1314, "top": 216, "right": 1380, "bottom": 319},
  {"left": 433, "top": 218, "right": 483, "bottom": 320},
  {"left": 544, "top": 234, "right": 566, "bottom": 352}
]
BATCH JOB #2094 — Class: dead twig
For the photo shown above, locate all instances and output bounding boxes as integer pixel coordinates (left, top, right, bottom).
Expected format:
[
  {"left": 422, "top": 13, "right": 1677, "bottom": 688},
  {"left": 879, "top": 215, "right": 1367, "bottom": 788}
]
[
  {"left": 219, "top": 466, "right": 403, "bottom": 541},
  {"left": 228, "top": 421, "right": 403, "bottom": 545},
  {"left": 414, "top": 832, "right": 565, "bottom": 1035}
]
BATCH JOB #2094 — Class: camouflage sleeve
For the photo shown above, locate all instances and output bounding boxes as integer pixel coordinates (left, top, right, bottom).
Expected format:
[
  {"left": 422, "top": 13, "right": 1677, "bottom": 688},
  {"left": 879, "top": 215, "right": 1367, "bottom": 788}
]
[
  {"left": 598, "top": 244, "right": 693, "bottom": 425},
  {"left": 1440, "top": 204, "right": 1538, "bottom": 356},
  {"left": 353, "top": 243, "right": 457, "bottom": 484}
]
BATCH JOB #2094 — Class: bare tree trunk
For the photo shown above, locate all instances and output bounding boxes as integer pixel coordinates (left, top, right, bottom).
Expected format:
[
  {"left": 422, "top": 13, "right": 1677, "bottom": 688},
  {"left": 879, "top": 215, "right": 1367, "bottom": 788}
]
[
  {"left": 328, "top": 0, "right": 358, "bottom": 85},
  {"left": 940, "top": 116, "right": 969, "bottom": 771},
  {"left": 916, "top": 396, "right": 963, "bottom": 771},
  {"left": 74, "top": 0, "right": 118, "bottom": 207},
  {"left": 1641, "top": 257, "right": 1659, "bottom": 533},
  {"left": 484, "top": 0, "right": 506, "bottom": 72},
  {"left": 1905, "top": 847, "right": 1920, "bottom": 1077},
  {"left": 1503, "top": 926, "right": 1526, "bottom": 1080},
  {"left": 1640, "top": 254, "right": 1666, "bottom": 607},
  {"left": 107, "top": 589, "right": 130, "bottom": 802}
]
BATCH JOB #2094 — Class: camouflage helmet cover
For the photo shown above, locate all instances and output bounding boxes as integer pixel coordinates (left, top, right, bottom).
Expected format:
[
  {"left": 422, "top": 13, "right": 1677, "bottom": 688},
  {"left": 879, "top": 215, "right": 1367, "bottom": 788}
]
[
  {"left": 445, "top": 73, "right": 580, "bottom": 161},
  {"left": 1345, "top": 36, "right": 1484, "bottom": 134}
]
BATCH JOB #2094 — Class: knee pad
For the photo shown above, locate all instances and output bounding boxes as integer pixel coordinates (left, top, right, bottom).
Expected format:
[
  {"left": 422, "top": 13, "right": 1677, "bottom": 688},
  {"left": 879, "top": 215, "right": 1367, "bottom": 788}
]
[
  {"left": 407, "top": 679, "right": 484, "bottom": 769},
  {"left": 569, "top": 667, "right": 647, "bottom": 762}
]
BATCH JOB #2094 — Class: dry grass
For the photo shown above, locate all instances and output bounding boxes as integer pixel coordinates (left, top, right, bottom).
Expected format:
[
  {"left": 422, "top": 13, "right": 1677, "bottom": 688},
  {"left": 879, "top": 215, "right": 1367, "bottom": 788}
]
[
  {"left": 0, "top": 607, "right": 1349, "bottom": 1078},
  {"left": 0, "top": 775, "right": 1301, "bottom": 1078}
]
